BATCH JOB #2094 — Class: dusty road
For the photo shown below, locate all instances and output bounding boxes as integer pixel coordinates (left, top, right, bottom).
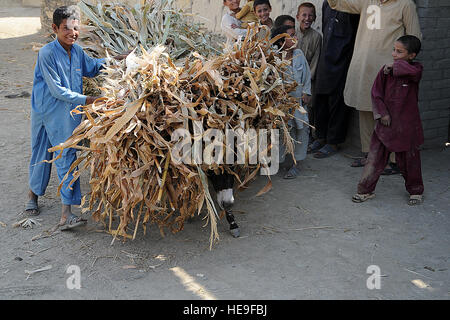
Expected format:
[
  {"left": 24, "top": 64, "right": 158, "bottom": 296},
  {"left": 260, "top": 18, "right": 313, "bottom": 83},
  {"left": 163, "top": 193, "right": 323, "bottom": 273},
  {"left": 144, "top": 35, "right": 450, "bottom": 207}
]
[{"left": 0, "top": 6, "right": 449, "bottom": 300}]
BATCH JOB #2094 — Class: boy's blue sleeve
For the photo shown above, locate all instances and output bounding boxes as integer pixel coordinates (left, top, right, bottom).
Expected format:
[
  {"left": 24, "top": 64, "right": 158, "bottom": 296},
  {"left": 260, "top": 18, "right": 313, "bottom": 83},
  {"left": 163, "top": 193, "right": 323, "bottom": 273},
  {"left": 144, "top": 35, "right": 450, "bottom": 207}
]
[
  {"left": 301, "top": 57, "right": 312, "bottom": 96},
  {"left": 38, "top": 50, "right": 87, "bottom": 106},
  {"left": 81, "top": 50, "right": 105, "bottom": 78}
]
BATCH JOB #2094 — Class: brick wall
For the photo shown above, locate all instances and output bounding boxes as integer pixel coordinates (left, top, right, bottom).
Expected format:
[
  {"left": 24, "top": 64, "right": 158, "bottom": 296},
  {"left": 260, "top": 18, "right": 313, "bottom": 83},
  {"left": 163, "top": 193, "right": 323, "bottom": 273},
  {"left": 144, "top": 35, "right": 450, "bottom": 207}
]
[{"left": 415, "top": 0, "right": 450, "bottom": 146}]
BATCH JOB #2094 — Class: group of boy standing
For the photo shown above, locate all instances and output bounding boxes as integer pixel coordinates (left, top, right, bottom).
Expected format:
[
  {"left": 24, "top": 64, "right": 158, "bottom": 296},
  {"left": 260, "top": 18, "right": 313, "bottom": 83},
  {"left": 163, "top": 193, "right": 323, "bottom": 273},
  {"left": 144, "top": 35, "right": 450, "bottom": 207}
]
[{"left": 222, "top": 0, "right": 425, "bottom": 206}]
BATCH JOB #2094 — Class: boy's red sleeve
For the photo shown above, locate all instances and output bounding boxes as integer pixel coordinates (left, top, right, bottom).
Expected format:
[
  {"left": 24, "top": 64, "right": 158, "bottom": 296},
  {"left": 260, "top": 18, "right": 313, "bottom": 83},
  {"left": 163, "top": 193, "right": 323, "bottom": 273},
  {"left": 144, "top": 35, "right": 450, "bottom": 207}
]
[
  {"left": 392, "top": 60, "right": 423, "bottom": 82},
  {"left": 371, "top": 68, "right": 389, "bottom": 120}
]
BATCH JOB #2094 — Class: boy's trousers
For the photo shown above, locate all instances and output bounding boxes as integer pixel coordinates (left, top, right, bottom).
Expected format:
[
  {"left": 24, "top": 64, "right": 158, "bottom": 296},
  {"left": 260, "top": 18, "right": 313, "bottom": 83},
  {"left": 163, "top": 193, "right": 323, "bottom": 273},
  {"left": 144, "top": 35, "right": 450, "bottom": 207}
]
[
  {"left": 359, "top": 110, "right": 395, "bottom": 163},
  {"left": 29, "top": 125, "right": 81, "bottom": 205},
  {"left": 357, "top": 133, "right": 424, "bottom": 196},
  {"left": 280, "top": 126, "right": 310, "bottom": 163}
]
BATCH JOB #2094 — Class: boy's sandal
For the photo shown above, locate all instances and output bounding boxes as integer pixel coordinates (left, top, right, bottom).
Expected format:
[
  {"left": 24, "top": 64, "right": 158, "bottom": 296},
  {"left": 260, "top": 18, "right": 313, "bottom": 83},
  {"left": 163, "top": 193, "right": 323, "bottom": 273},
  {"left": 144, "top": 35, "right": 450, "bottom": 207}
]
[
  {"left": 352, "top": 193, "right": 375, "bottom": 203},
  {"left": 307, "top": 140, "right": 324, "bottom": 154},
  {"left": 313, "top": 144, "right": 338, "bottom": 159},
  {"left": 350, "top": 157, "right": 367, "bottom": 167},
  {"left": 283, "top": 166, "right": 301, "bottom": 179},
  {"left": 60, "top": 214, "right": 87, "bottom": 231},
  {"left": 408, "top": 195, "right": 423, "bottom": 206},
  {"left": 24, "top": 199, "right": 40, "bottom": 216}
]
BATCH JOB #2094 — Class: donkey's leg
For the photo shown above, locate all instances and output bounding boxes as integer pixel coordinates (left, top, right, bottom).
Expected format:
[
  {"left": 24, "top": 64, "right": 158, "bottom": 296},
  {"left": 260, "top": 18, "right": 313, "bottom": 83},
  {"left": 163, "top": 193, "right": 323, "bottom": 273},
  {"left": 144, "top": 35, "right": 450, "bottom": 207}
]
[{"left": 225, "top": 210, "right": 240, "bottom": 238}]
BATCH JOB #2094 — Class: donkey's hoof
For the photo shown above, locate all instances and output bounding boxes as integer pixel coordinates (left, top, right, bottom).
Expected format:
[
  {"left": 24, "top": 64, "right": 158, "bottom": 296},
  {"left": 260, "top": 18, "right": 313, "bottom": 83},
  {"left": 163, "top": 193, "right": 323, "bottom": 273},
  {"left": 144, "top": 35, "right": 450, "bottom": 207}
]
[{"left": 230, "top": 227, "right": 240, "bottom": 238}]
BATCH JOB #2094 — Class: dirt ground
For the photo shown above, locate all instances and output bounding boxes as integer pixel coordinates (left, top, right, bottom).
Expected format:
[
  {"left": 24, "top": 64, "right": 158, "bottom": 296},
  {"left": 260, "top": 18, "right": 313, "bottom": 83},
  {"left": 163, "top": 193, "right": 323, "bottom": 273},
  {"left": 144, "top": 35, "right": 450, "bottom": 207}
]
[{"left": 0, "top": 6, "right": 449, "bottom": 300}]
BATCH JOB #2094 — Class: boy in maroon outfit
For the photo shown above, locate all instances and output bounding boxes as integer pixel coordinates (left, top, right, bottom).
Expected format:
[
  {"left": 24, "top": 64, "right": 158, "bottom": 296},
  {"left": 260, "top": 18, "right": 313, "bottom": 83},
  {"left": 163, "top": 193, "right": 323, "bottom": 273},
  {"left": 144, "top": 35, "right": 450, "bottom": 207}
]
[{"left": 352, "top": 35, "right": 424, "bottom": 206}]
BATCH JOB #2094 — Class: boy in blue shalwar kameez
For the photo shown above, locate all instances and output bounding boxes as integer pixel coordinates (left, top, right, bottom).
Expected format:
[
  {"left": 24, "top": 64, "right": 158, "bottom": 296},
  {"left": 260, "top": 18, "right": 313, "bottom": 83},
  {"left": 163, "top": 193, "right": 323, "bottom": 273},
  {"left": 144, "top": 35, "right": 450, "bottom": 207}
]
[
  {"left": 26, "top": 6, "right": 127, "bottom": 230},
  {"left": 271, "top": 24, "right": 312, "bottom": 179}
]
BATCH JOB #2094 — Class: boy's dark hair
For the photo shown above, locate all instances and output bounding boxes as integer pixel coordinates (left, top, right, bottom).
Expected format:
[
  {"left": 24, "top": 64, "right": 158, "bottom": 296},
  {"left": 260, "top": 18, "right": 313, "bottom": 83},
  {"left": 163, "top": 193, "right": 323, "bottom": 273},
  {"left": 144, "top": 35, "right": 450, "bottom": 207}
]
[
  {"left": 271, "top": 24, "right": 295, "bottom": 49},
  {"left": 397, "top": 35, "right": 422, "bottom": 55},
  {"left": 274, "top": 15, "right": 295, "bottom": 28},
  {"left": 254, "top": 0, "right": 271, "bottom": 9},
  {"left": 53, "top": 6, "right": 81, "bottom": 27},
  {"left": 297, "top": 2, "right": 316, "bottom": 17}
]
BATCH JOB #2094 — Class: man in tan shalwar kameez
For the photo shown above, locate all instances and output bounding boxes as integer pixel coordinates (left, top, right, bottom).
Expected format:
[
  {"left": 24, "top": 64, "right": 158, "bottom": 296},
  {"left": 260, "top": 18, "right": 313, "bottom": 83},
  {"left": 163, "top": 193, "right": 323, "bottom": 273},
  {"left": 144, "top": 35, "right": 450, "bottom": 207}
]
[{"left": 327, "top": 0, "right": 422, "bottom": 167}]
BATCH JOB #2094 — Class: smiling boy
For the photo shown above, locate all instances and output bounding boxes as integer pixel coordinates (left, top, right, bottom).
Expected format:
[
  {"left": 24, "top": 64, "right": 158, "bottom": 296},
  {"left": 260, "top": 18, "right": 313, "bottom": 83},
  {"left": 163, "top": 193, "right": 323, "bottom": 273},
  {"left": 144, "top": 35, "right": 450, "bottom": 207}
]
[
  {"left": 25, "top": 6, "right": 127, "bottom": 230},
  {"left": 254, "top": 0, "right": 273, "bottom": 29},
  {"left": 271, "top": 25, "right": 311, "bottom": 179},
  {"left": 296, "top": 2, "right": 322, "bottom": 81},
  {"left": 295, "top": 2, "right": 322, "bottom": 138},
  {"left": 352, "top": 36, "right": 425, "bottom": 206}
]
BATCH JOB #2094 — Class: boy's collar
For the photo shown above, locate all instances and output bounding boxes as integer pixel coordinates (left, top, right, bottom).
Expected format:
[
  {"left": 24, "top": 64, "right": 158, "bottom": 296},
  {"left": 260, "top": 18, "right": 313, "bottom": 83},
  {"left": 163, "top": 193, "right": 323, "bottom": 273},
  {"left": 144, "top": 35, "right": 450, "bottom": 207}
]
[
  {"left": 54, "top": 38, "right": 74, "bottom": 55},
  {"left": 299, "top": 27, "right": 312, "bottom": 35}
]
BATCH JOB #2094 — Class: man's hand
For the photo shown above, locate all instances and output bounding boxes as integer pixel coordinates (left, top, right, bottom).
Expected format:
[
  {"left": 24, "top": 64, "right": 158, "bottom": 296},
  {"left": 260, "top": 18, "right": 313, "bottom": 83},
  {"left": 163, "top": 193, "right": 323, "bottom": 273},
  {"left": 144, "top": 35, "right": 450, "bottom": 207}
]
[
  {"left": 85, "top": 96, "right": 101, "bottom": 105},
  {"left": 231, "top": 23, "right": 239, "bottom": 29},
  {"left": 302, "top": 94, "right": 311, "bottom": 105},
  {"left": 380, "top": 114, "right": 391, "bottom": 127},
  {"left": 384, "top": 63, "right": 393, "bottom": 75}
]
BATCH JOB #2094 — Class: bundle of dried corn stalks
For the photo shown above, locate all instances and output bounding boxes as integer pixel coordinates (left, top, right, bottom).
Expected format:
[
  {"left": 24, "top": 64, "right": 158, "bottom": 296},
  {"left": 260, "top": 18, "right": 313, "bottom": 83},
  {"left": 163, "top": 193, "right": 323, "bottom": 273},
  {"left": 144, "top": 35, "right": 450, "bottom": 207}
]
[{"left": 51, "top": 19, "right": 302, "bottom": 248}]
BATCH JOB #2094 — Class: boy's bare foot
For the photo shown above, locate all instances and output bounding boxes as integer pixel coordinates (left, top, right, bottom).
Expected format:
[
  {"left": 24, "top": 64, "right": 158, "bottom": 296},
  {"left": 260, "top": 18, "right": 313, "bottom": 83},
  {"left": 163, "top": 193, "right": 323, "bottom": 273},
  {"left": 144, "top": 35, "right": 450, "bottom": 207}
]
[{"left": 25, "top": 190, "right": 39, "bottom": 216}]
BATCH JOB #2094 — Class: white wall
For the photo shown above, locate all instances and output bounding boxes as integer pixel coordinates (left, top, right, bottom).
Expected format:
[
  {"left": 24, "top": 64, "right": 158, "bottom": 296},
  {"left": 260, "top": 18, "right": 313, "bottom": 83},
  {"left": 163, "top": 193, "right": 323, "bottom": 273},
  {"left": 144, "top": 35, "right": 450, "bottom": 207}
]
[{"left": 176, "top": 0, "right": 324, "bottom": 33}]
